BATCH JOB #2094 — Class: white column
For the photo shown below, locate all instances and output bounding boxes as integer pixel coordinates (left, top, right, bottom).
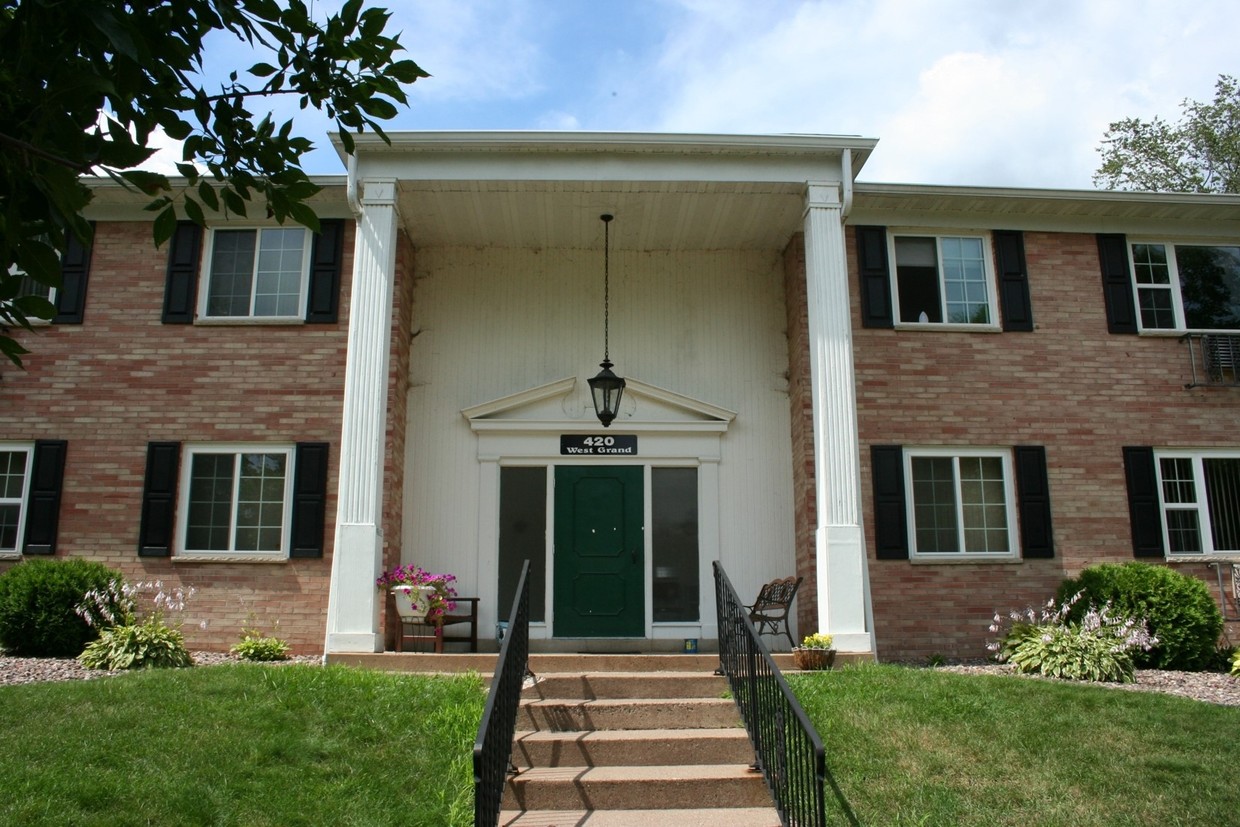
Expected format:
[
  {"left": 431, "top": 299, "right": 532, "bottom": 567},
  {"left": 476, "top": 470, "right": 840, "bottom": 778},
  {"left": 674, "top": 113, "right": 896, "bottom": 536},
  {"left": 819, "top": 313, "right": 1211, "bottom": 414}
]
[
  {"left": 325, "top": 178, "right": 399, "bottom": 653},
  {"left": 803, "top": 182, "right": 875, "bottom": 654}
]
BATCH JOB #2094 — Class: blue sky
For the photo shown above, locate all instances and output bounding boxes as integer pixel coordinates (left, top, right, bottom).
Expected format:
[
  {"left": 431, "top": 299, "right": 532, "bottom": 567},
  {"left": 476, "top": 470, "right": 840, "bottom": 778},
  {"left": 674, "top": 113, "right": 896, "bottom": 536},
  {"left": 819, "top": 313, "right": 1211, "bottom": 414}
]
[{"left": 185, "top": 0, "right": 1239, "bottom": 189}]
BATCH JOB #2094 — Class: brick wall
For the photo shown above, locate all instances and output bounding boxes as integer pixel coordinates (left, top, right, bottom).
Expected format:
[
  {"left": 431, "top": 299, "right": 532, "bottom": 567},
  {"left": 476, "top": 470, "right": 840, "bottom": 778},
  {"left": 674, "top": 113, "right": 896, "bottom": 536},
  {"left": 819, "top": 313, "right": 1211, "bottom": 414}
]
[
  {"left": 0, "top": 218, "right": 414, "bottom": 655},
  {"left": 788, "top": 227, "right": 1238, "bottom": 661}
]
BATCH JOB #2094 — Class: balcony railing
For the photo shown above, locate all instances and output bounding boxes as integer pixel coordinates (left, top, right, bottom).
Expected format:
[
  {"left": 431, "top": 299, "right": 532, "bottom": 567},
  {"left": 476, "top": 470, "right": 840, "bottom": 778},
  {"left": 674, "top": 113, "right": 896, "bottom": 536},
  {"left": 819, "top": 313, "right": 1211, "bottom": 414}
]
[{"left": 1183, "top": 333, "right": 1240, "bottom": 388}]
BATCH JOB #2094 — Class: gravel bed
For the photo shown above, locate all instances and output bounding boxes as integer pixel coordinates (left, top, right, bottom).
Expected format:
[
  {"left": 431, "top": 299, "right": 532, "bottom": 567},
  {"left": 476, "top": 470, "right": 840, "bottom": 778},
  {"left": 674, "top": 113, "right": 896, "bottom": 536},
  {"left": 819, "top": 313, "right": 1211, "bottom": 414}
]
[
  {"left": 0, "top": 652, "right": 321, "bottom": 686},
  {"left": 934, "top": 662, "right": 1240, "bottom": 707},
  {"left": 2, "top": 653, "right": 1236, "bottom": 706}
]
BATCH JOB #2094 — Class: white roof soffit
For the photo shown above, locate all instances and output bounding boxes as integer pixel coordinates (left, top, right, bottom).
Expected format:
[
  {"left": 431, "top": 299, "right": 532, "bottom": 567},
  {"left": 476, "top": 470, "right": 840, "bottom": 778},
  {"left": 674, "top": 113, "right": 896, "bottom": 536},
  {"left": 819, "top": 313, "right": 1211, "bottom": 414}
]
[
  {"left": 850, "top": 182, "right": 1240, "bottom": 235},
  {"left": 334, "top": 131, "right": 878, "bottom": 251}
]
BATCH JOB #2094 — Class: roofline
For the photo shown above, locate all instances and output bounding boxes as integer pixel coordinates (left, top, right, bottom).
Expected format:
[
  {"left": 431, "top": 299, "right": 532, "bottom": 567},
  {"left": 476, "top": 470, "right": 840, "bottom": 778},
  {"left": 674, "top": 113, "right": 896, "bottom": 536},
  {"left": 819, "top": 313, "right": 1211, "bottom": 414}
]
[
  {"left": 854, "top": 180, "right": 1240, "bottom": 208},
  {"left": 331, "top": 130, "right": 880, "bottom": 171}
]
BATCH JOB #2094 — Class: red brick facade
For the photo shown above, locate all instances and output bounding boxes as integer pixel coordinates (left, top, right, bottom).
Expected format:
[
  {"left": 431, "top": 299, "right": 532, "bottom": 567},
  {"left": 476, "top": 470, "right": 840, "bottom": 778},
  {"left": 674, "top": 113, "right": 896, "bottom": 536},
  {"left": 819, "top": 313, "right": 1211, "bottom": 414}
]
[
  {"left": 1, "top": 216, "right": 411, "bottom": 655},
  {"left": 786, "top": 226, "right": 1238, "bottom": 661}
]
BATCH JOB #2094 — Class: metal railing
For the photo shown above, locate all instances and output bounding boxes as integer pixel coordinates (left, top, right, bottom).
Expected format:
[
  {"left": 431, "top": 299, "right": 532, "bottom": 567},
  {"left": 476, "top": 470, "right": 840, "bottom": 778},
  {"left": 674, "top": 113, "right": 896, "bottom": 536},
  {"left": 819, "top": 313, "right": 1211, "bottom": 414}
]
[
  {"left": 1182, "top": 332, "right": 1240, "bottom": 388},
  {"left": 714, "top": 561, "right": 855, "bottom": 827},
  {"left": 473, "top": 560, "right": 531, "bottom": 827}
]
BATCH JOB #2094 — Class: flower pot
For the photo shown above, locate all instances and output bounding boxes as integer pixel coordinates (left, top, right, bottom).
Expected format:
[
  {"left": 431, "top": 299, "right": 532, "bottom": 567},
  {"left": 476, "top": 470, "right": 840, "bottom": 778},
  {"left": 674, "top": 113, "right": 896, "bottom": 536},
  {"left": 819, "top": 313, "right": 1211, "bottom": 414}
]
[
  {"left": 793, "top": 647, "right": 836, "bottom": 671},
  {"left": 391, "top": 586, "right": 436, "bottom": 620}
]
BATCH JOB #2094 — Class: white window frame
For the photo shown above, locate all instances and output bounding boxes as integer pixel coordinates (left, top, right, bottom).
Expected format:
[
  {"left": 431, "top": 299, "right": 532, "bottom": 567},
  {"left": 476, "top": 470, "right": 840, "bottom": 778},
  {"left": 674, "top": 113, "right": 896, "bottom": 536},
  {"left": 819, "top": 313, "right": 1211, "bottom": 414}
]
[
  {"left": 175, "top": 444, "right": 294, "bottom": 561},
  {"left": 888, "top": 231, "right": 1000, "bottom": 330},
  {"left": 1129, "top": 240, "right": 1240, "bottom": 333},
  {"left": 905, "top": 447, "right": 1018, "bottom": 560},
  {"left": 0, "top": 443, "right": 34, "bottom": 558},
  {"left": 1154, "top": 449, "right": 1240, "bottom": 556},
  {"left": 198, "top": 226, "right": 311, "bottom": 322}
]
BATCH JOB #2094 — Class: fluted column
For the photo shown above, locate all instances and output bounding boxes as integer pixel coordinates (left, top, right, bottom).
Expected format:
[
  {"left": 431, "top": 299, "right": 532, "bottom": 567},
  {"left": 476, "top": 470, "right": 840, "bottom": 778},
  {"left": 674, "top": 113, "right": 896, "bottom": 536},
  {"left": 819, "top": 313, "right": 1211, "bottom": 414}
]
[
  {"left": 803, "top": 182, "right": 875, "bottom": 654},
  {"left": 325, "top": 178, "right": 399, "bottom": 653}
]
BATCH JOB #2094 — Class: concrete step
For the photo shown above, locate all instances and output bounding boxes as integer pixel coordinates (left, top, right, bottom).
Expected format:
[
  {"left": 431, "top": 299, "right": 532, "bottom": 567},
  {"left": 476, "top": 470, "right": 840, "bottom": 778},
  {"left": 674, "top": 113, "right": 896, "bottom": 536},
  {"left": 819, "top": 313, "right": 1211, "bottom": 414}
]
[
  {"left": 519, "top": 697, "right": 741, "bottom": 732},
  {"left": 513, "top": 727, "right": 753, "bottom": 768},
  {"left": 498, "top": 807, "right": 782, "bottom": 826},
  {"left": 523, "top": 671, "right": 728, "bottom": 700},
  {"left": 502, "top": 764, "right": 773, "bottom": 811},
  {"left": 326, "top": 651, "right": 808, "bottom": 674}
]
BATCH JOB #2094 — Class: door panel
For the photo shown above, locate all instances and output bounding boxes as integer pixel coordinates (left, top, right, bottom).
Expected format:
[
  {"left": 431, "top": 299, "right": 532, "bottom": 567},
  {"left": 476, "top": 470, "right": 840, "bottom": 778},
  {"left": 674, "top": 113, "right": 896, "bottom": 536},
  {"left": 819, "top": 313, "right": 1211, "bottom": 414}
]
[{"left": 554, "top": 466, "right": 644, "bottom": 637}]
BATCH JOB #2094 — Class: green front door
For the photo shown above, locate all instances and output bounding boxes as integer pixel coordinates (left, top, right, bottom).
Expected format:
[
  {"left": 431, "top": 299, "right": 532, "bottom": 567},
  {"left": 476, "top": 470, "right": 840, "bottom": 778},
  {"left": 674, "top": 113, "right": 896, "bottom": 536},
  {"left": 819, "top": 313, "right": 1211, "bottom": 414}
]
[{"left": 553, "top": 466, "right": 644, "bottom": 637}]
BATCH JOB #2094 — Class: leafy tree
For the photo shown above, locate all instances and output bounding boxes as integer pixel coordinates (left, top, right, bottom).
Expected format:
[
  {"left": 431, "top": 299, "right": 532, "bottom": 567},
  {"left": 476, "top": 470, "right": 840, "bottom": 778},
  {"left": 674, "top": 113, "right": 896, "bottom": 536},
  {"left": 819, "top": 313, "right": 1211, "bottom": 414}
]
[
  {"left": 0, "top": 0, "right": 427, "bottom": 367},
  {"left": 1094, "top": 74, "right": 1240, "bottom": 194}
]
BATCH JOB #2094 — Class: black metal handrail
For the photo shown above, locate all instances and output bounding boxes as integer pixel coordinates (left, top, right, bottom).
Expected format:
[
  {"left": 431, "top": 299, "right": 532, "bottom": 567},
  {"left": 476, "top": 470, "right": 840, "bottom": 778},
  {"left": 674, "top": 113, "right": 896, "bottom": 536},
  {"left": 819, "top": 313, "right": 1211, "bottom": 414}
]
[
  {"left": 473, "top": 560, "right": 531, "bottom": 827},
  {"left": 1182, "top": 332, "right": 1240, "bottom": 388},
  {"left": 714, "top": 561, "right": 852, "bottom": 827}
]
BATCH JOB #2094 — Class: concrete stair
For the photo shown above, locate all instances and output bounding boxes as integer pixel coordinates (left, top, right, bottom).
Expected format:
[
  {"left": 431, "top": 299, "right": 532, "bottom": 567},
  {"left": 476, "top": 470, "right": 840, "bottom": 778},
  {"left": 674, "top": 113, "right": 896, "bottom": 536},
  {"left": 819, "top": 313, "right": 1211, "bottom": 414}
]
[{"left": 500, "top": 655, "right": 780, "bottom": 826}]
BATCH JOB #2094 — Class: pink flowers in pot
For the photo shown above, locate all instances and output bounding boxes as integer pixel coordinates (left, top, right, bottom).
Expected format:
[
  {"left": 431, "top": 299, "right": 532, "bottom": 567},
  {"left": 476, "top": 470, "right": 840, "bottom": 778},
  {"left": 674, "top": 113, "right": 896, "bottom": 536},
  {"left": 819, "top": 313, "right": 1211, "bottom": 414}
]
[{"left": 376, "top": 564, "right": 458, "bottom": 623}]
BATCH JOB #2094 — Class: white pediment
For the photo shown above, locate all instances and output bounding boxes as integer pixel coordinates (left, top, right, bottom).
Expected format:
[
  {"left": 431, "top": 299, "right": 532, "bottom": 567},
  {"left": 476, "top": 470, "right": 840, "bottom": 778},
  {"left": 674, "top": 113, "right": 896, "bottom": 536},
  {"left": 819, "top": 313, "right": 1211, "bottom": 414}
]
[{"left": 463, "top": 376, "right": 736, "bottom": 433}]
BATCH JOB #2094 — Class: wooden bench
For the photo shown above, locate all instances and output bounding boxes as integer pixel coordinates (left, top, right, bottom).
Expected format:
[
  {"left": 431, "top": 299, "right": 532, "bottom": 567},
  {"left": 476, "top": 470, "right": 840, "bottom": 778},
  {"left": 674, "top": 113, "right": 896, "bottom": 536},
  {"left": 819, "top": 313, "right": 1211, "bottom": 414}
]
[
  {"left": 394, "top": 597, "right": 480, "bottom": 653},
  {"left": 746, "top": 576, "right": 803, "bottom": 647}
]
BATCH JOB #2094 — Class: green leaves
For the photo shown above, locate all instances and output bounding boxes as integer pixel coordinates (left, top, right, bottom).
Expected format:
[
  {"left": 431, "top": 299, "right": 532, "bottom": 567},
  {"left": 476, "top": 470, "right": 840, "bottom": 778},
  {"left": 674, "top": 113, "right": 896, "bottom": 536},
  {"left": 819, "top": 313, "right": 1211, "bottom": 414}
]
[
  {"left": 0, "top": 0, "right": 427, "bottom": 369},
  {"left": 1095, "top": 73, "right": 1240, "bottom": 193}
]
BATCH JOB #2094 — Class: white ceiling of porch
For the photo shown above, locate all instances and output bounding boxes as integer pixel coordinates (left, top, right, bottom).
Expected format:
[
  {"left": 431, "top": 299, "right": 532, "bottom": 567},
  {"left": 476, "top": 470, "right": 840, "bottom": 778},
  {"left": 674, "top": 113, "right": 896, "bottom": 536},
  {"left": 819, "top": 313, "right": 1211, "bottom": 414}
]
[{"left": 395, "top": 180, "right": 809, "bottom": 252}]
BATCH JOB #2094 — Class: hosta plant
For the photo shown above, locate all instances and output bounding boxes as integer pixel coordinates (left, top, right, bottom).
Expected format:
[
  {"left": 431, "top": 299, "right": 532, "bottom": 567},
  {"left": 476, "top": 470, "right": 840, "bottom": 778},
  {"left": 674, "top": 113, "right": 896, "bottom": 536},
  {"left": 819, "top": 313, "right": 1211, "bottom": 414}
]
[
  {"left": 231, "top": 629, "right": 291, "bottom": 662},
  {"left": 989, "top": 591, "right": 1158, "bottom": 683},
  {"left": 1231, "top": 649, "right": 1240, "bottom": 678},
  {"left": 75, "top": 580, "right": 196, "bottom": 670}
]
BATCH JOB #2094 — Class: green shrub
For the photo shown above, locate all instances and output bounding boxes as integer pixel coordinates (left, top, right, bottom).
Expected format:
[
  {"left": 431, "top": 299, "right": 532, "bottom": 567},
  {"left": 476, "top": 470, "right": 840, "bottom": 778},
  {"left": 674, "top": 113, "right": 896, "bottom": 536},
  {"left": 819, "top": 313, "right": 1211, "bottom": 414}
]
[
  {"left": 230, "top": 630, "right": 290, "bottom": 662},
  {"left": 1056, "top": 563, "right": 1223, "bottom": 671},
  {"left": 78, "top": 619, "right": 193, "bottom": 670},
  {"left": 1231, "top": 649, "right": 1240, "bottom": 678},
  {"left": 0, "top": 559, "right": 123, "bottom": 656}
]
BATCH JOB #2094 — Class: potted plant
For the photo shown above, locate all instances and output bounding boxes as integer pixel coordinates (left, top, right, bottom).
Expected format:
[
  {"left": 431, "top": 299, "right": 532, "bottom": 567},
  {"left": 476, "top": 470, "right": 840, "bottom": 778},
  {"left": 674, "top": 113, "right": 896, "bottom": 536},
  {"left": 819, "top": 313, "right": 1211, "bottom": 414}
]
[
  {"left": 792, "top": 632, "right": 836, "bottom": 670},
  {"left": 376, "top": 564, "right": 458, "bottom": 624}
]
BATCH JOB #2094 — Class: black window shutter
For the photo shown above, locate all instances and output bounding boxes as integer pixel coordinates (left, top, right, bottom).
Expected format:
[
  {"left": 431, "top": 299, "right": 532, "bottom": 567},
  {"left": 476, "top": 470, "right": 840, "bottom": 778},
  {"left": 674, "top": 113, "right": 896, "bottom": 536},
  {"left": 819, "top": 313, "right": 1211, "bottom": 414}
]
[
  {"left": 1122, "top": 446, "right": 1165, "bottom": 558},
  {"left": 1097, "top": 234, "right": 1138, "bottom": 335},
  {"left": 1014, "top": 446, "right": 1053, "bottom": 558},
  {"left": 290, "top": 442, "right": 329, "bottom": 558},
  {"left": 856, "top": 226, "right": 894, "bottom": 329},
  {"left": 22, "top": 440, "right": 67, "bottom": 555},
  {"left": 162, "top": 222, "right": 202, "bottom": 324},
  {"left": 871, "top": 445, "right": 908, "bottom": 559},
  {"left": 53, "top": 225, "right": 93, "bottom": 324},
  {"left": 306, "top": 220, "right": 344, "bottom": 323},
  {"left": 138, "top": 442, "right": 181, "bottom": 557},
  {"left": 993, "top": 230, "right": 1034, "bottom": 332}
]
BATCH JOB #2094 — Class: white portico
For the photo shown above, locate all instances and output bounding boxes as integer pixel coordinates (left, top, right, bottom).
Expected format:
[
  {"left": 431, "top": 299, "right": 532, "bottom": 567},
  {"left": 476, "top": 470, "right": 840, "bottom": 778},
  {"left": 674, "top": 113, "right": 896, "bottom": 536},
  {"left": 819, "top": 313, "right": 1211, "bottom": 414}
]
[{"left": 322, "top": 132, "right": 878, "bottom": 655}]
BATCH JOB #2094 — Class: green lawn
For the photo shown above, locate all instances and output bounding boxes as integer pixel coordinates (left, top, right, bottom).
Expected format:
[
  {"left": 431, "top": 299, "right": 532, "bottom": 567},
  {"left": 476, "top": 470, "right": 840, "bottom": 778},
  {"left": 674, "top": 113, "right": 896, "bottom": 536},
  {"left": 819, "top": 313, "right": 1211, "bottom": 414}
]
[
  {"left": 0, "top": 665, "right": 485, "bottom": 827},
  {"left": 790, "top": 664, "right": 1240, "bottom": 827},
  {"left": 3, "top": 662, "right": 1236, "bottom": 826}
]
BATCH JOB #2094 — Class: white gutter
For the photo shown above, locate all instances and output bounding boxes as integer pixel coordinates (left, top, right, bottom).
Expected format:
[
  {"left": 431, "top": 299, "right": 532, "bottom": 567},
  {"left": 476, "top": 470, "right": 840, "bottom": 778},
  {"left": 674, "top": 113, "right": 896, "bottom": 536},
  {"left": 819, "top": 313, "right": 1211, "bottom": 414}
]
[
  {"left": 346, "top": 152, "right": 363, "bottom": 218},
  {"left": 841, "top": 148, "right": 853, "bottom": 220}
]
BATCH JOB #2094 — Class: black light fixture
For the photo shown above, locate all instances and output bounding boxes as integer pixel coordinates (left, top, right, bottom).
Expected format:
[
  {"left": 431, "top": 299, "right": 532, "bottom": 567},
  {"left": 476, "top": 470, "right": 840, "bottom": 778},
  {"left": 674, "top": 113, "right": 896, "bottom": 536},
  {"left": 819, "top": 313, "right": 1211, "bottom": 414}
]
[{"left": 588, "top": 214, "right": 625, "bottom": 427}]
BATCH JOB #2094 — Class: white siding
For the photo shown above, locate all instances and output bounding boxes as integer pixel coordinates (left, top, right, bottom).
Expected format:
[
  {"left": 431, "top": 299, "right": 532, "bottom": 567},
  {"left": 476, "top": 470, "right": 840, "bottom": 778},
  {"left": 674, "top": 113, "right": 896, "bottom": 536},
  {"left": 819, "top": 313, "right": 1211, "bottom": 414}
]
[{"left": 403, "top": 245, "right": 796, "bottom": 627}]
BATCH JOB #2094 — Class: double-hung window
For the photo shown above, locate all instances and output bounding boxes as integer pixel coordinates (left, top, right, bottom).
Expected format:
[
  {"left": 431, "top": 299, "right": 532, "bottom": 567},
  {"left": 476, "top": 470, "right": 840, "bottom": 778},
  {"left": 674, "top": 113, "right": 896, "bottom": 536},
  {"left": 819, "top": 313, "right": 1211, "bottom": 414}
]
[
  {"left": 906, "top": 448, "right": 1017, "bottom": 559},
  {"left": 0, "top": 445, "right": 33, "bottom": 555},
  {"left": 891, "top": 233, "right": 996, "bottom": 326},
  {"left": 1129, "top": 242, "right": 1240, "bottom": 332},
  {"left": 1155, "top": 451, "right": 1240, "bottom": 555},
  {"left": 180, "top": 445, "right": 293, "bottom": 556},
  {"left": 202, "top": 227, "right": 310, "bottom": 320}
]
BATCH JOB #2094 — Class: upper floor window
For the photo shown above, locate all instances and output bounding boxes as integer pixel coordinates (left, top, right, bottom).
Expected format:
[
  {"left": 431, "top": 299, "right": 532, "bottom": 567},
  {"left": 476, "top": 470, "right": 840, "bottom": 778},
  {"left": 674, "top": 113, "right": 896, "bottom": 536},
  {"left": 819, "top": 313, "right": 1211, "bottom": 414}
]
[
  {"left": 202, "top": 227, "right": 310, "bottom": 320},
  {"left": 1130, "top": 242, "right": 1240, "bottom": 332},
  {"left": 892, "top": 234, "right": 996, "bottom": 326},
  {"left": 1156, "top": 451, "right": 1240, "bottom": 555},
  {"left": 0, "top": 446, "right": 33, "bottom": 554}
]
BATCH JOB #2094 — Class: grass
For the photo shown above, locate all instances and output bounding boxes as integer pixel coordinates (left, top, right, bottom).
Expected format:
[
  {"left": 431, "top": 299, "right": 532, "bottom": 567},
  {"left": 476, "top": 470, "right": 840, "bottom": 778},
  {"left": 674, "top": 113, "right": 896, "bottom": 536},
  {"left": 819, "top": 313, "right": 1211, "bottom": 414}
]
[
  {"left": 790, "top": 663, "right": 1240, "bottom": 827},
  {"left": 0, "top": 664, "right": 485, "bottom": 827}
]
